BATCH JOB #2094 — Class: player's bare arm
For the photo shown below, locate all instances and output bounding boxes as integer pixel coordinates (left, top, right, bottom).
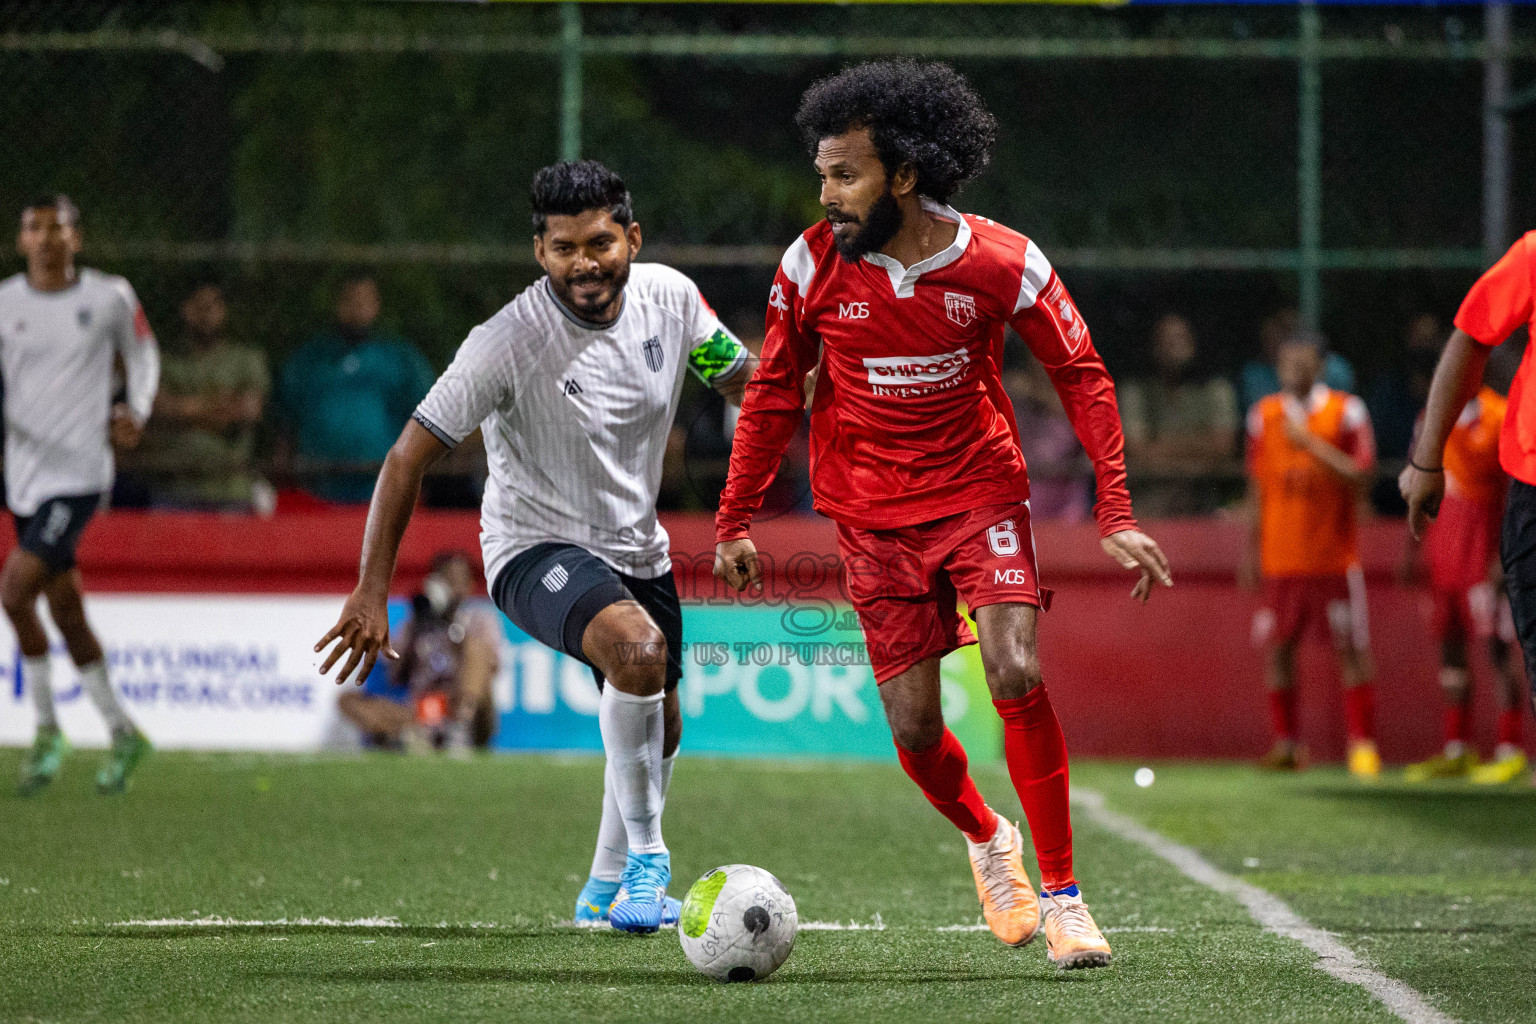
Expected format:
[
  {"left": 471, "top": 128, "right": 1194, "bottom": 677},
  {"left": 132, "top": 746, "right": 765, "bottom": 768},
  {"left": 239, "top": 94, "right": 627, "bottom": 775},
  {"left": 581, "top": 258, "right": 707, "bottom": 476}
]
[
  {"left": 1283, "top": 415, "right": 1371, "bottom": 488},
  {"left": 712, "top": 353, "right": 758, "bottom": 405},
  {"left": 1239, "top": 477, "right": 1262, "bottom": 592},
  {"left": 1401, "top": 328, "right": 1490, "bottom": 539},
  {"left": 315, "top": 419, "right": 449, "bottom": 685}
]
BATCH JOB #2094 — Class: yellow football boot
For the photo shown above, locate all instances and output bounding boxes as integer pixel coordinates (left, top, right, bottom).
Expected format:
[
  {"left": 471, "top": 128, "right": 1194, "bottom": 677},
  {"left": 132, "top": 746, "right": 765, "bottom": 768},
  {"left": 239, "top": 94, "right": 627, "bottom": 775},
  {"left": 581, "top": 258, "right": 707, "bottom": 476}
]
[
  {"left": 1404, "top": 748, "right": 1478, "bottom": 783},
  {"left": 965, "top": 816, "right": 1040, "bottom": 947},
  {"left": 1042, "top": 887, "right": 1113, "bottom": 970},
  {"left": 1469, "top": 748, "right": 1528, "bottom": 785},
  {"left": 1348, "top": 739, "right": 1382, "bottom": 781}
]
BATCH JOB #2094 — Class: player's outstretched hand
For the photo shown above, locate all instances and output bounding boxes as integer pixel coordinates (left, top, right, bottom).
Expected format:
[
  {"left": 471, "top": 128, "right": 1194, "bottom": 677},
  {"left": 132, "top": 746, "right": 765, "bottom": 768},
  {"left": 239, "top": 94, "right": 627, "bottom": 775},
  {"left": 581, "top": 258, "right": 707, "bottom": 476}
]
[
  {"left": 315, "top": 588, "right": 399, "bottom": 686},
  {"left": 1399, "top": 463, "right": 1445, "bottom": 541},
  {"left": 1101, "top": 529, "right": 1173, "bottom": 604},
  {"left": 109, "top": 403, "right": 143, "bottom": 450},
  {"left": 714, "top": 538, "right": 764, "bottom": 594}
]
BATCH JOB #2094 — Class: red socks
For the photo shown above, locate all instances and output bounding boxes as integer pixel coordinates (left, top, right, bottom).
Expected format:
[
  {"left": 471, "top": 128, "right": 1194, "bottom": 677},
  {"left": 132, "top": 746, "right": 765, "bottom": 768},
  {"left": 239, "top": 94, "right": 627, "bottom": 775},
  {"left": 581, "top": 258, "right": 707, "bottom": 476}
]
[
  {"left": 895, "top": 727, "right": 997, "bottom": 844},
  {"left": 1268, "top": 688, "right": 1298, "bottom": 742},
  {"left": 1344, "top": 683, "right": 1376, "bottom": 743},
  {"left": 1498, "top": 708, "right": 1524, "bottom": 747},
  {"left": 994, "top": 686, "right": 1075, "bottom": 892},
  {"left": 1444, "top": 702, "right": 1470, "bottom": 746}
]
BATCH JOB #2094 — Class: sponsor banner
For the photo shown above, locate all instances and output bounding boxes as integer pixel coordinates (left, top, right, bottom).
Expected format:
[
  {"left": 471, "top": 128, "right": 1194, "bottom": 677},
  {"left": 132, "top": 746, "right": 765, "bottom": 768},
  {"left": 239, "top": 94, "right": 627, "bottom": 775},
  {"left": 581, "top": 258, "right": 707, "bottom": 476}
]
[
  {"left": 0, "top": 595, "right": 1001, "bottom": 761},
  {"left": 492, "top": 603, "right": 1001, "bottom": 762},
  {"left": 0, "top": 595, "right": 344, "bottom": 750}
]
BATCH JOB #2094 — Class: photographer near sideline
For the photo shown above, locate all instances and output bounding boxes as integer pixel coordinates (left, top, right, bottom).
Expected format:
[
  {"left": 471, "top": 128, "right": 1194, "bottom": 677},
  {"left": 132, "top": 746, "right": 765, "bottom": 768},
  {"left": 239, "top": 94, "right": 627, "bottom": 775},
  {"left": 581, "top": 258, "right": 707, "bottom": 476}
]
[{"left": 337, "top": 550, "right": 500, "bottom": 754}]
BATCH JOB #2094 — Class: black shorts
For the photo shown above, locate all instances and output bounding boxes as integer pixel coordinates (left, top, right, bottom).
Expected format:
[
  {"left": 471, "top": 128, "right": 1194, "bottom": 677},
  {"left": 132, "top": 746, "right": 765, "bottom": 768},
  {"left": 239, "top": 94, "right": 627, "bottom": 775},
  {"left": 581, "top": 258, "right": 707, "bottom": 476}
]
[
  {"left": 1500, "top": 479, "right": 1536, "bottom": 715},
  {"left": 12, "top": 493, "right": 105, "bottom": 575},
  {"left": 492, "top": 542, "right": 683, "bottom": 692}
]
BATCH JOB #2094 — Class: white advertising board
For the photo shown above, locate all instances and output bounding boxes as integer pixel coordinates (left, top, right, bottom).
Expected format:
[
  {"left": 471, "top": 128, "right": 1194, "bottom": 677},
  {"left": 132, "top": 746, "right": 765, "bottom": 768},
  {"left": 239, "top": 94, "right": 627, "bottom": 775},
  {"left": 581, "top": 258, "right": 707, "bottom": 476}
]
[{"left": 0, "top": 595, "right": 345, "bottom": 750}]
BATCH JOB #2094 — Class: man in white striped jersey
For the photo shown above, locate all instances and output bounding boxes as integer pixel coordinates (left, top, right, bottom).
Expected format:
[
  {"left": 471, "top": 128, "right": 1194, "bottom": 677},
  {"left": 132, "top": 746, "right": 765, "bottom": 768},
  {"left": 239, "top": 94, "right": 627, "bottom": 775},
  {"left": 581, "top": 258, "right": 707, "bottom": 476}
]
[
  {"left": 315, "top": 161, "right": 755, "bottom": 933},
  {"left": 1, "top": 195, "right": 160, "bottom": 795}
]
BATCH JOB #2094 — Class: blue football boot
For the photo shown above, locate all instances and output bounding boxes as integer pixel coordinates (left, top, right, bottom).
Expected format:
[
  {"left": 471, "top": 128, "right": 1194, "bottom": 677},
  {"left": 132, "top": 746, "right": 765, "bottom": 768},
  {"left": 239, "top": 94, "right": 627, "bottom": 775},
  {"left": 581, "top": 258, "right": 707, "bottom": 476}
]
[
  {"left": 608, "top": 851, "right": 671, "bottom": 934},
  {"left": 574, "top": 875, "right": 621, "bottom": 927},
  {"left": 661, "top": 895, "right": 682, "bottom": 927}
]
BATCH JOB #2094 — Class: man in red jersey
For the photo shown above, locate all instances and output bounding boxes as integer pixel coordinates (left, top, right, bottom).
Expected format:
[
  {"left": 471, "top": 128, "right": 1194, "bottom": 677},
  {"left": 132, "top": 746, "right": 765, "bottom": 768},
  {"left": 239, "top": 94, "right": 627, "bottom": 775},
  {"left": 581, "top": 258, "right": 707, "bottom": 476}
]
[
  {"left": 713, "top": 61, "right": 1171, "bottom": 970},
  {"left": 1404, "top": 233, "right": 1536, "bottom": 785}
]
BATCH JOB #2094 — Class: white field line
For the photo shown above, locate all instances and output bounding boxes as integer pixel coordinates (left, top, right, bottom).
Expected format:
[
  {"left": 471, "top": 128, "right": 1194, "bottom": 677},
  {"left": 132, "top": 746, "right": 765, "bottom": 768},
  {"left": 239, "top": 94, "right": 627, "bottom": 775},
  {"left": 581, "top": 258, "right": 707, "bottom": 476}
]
[{"left": 1073, "top": 788, "right": 1457, "bottom": 1024}]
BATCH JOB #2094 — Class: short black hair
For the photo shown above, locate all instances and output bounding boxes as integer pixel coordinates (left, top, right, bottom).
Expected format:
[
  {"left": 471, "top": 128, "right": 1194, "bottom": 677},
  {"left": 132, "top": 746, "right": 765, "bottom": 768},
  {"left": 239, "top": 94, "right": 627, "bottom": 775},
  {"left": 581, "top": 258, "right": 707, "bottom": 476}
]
[
  {"left": 1279, "top": 328, "right": 1328, "bottom": 355},
  {"left": 530, "top": 160, "right": 633, "bottom": 235},
  {"left": 21, "top": 194, "right": 78, "bottom": 224},
  {"left": 795, "top": 60, "right": 997, "bottom": 204}
]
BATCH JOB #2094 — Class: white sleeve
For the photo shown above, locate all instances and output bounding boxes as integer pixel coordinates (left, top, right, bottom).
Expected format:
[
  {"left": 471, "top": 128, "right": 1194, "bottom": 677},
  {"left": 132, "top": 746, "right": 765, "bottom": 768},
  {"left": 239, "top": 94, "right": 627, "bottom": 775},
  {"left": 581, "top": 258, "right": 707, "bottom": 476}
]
[
  {"left": 413, "top": 321, "right": 514, "bottom": 447},
  {"left": 109, "top": 277, "right": 160, "bottom": 424},
  {"left": 682, "top": 285, "right": 748, "bottom": 387}
]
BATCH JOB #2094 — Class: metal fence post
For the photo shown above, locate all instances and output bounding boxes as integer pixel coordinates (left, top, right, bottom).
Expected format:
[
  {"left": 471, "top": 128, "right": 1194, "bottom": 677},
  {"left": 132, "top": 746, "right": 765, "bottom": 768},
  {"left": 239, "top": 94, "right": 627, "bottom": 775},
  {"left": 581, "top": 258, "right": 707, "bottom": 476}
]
[
  {"left": 1484, "top": 0, "right": 1511, "bottom": 265},
  {"left": 560, "top": 2, "right": 582, "bottom": 162},
  {"left": 1298, "top": 0, "right": 1323, "bottom": 331}
]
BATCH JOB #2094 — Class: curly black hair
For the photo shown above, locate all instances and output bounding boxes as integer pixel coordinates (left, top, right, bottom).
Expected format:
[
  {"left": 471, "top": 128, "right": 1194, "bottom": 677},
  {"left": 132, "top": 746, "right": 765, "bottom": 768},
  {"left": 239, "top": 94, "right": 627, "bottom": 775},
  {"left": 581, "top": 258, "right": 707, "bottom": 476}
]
[
  {"left": 795, "top": 60, "right": 997, "bottom": 204},
  {"left": 529, "top": 159, "right": 632, "bottom": 235}
]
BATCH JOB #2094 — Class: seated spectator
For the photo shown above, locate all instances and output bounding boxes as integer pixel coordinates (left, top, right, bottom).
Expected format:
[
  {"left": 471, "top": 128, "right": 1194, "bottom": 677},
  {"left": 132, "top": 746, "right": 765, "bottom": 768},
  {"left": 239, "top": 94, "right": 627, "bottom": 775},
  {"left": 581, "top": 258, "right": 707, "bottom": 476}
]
[
  {"left": 338, "top": 550, "right": 500, "bottom": 754},
  {"left": 1119, "top": 314, "right": 1238, "bottom": 517},
  {"left": 1002, "top": 349, "right": 1091, "bottom": 523},
  {"left": 279, "top": 274, "right": 434, "bottom": 503},
  {"left": 138, "top": 282, "right": 270, "bottom": 510},
  {"left": 1365, "top": 313, "right": 1443, "bottom": 460},
  {"left": 1240, "top": 308, "right": 1356, "bottom": 412}
]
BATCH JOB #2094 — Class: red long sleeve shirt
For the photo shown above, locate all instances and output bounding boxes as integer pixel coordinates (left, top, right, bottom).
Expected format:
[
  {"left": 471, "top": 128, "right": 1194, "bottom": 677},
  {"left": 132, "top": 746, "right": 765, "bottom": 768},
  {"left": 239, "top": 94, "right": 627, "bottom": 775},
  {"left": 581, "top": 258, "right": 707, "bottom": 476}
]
[{"left": 715, "top": 203, "right": 1138, "bottom": 541}]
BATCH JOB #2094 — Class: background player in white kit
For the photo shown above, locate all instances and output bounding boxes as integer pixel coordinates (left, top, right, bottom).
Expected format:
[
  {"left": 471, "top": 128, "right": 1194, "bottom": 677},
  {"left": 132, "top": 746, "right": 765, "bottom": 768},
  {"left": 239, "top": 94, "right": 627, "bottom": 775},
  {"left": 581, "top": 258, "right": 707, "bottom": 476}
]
[
  {"left": 315, "top": 161, "right": 753, "bottom": 933},
  {"left": 2, "top": 196, "right": 160, "bottom": 795}
]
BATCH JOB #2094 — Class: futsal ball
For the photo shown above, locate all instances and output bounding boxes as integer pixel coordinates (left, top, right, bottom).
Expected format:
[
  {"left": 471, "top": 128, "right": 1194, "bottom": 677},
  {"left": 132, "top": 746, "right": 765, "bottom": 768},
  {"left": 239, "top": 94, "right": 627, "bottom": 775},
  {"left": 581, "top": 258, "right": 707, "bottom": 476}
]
[{"left": 677, "top": 864, "right": 798, "bottom": 982}]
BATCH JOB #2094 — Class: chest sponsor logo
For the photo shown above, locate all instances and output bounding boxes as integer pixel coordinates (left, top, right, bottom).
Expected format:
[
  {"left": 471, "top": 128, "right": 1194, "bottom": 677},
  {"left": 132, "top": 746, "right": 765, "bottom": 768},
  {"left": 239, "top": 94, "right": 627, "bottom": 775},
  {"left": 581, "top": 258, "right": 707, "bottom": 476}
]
[
  {"left": 641, "top": 335, "right": 663, "bottom": 373},
  {"left": 561, "top": 379, "right": 583, "bottom": 396},
  {"left": 944, "top": 292, "right": 977, "bottom": 328},
  {"left": 862, "top": 347, "right": 971, "bottom": 389},
  {"left": 77, "top": 307, "right": 92, "bottom": 328},
  {"left": 838, "top": 301, "right": 870, "bottom": 320}
]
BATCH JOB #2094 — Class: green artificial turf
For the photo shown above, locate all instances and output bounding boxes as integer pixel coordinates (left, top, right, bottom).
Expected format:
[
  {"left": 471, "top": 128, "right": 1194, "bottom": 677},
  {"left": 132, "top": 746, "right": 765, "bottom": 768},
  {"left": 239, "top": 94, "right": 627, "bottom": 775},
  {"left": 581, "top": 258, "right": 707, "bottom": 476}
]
[{"left": 1, "top": 750, "right": 1529, "bottom": 1023}]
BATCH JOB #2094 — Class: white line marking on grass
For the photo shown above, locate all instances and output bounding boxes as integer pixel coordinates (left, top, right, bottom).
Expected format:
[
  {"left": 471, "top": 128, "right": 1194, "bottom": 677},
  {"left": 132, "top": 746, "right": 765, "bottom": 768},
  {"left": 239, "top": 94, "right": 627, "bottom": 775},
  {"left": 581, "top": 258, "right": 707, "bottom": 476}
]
[
  {"left": 1074, "top": 788, "right": 1457, "bottom": 1024},
  {"left": 799, "top": 915, "right": 885, "bottom": 931},
  {"left": 110, "top": 916, "right": 405, "bottom": 929}
]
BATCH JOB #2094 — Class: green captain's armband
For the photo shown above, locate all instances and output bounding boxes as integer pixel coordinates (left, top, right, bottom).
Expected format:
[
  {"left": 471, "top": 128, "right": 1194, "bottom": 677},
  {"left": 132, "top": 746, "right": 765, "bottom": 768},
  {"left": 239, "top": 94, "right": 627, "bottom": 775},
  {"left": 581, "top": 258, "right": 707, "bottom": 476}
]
[{"left": 687, "top": 325, "right": 748, "bottom": 388}]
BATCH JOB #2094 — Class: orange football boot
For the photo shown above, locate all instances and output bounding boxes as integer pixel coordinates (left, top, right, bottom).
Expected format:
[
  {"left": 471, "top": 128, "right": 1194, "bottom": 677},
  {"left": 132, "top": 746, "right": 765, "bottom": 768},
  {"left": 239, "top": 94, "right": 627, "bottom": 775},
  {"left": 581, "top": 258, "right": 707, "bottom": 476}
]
[
  {"left": 1042, "top": 888, "right": 1113, "bottom": 970},
  {"left": 965, "top": 815, "right": 1041, "bottom": 947}
]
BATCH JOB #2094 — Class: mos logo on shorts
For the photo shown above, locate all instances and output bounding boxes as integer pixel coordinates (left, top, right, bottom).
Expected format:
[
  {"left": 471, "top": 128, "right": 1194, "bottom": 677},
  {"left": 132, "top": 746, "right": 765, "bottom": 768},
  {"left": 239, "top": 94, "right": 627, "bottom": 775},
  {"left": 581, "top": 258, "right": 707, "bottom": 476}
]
[{"left": 541, "top": 564, "right": 570, "bottom": 593}]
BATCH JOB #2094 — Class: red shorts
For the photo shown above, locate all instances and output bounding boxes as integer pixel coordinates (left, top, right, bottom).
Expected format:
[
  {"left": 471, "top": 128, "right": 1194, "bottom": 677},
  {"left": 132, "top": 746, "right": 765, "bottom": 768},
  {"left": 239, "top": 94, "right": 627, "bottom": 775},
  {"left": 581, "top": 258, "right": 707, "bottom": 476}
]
[
  {"left": 1430, "top": 582, "right": 1516, "bottom": 644},
  {"left": 837, "top": 502, "right": 1051, "bottom": 684},
  {"left": 1253, "top": 570, "right": 1369, "bottom": 651}
]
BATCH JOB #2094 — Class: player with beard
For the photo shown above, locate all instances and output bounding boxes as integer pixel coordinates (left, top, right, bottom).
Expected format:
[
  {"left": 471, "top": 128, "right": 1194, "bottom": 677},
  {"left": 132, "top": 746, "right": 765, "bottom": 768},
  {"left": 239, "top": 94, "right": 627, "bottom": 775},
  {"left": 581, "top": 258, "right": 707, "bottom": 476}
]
[
  {"left": 316, "top": 161, "right": 755, "bottom": 933},
  {"left": 714, "top": 61, "right": 1171, "bottom": 970}
]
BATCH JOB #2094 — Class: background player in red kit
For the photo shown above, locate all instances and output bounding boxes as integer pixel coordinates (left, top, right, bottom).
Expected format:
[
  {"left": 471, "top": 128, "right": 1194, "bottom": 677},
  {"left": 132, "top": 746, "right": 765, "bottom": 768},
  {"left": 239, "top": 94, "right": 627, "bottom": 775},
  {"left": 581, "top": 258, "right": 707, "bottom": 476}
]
[
  {"left": 1403, "top": 385, "right": 1526, "bottom": 783},
  {"left": 713, "top": 61, "right": 1171, "bottom": 970}
]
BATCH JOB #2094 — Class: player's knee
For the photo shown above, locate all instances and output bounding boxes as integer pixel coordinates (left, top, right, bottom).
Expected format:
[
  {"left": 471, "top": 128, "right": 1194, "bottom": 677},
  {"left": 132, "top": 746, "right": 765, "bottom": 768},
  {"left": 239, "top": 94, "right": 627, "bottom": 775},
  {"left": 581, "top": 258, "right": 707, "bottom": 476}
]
[
  {"left": 984, "top": 652, "right": 1043, "bottom": 700},
  {"left": 602, "top": 623, "right": 668, "bottom": 697},
  {"left": 887, "top": 705, "right": 944, "bottom": 752}
]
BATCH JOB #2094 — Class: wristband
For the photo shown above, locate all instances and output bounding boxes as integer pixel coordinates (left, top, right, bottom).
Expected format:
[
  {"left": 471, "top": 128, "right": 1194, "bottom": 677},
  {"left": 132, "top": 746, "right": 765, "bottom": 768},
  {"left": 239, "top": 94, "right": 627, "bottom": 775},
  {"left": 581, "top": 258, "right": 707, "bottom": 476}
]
[{"left": 1408, "top": 458, "right": 1444, "bottom": 473}]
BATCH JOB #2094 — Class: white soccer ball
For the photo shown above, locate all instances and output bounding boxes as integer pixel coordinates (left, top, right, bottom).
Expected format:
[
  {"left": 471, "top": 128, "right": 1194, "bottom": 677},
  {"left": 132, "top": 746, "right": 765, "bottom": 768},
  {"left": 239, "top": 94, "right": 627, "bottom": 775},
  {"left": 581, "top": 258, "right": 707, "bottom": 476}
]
[{"left": 677, "top": 864, "right": 798, "bottom": 983}]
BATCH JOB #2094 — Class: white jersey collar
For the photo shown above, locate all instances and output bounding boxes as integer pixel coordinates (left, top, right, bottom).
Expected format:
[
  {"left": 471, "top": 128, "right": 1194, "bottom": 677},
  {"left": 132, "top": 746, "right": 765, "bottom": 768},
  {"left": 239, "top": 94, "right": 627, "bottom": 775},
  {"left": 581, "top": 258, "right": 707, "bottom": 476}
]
[{"left": 861, "top": 198, "right": 971, "bottom": 299}]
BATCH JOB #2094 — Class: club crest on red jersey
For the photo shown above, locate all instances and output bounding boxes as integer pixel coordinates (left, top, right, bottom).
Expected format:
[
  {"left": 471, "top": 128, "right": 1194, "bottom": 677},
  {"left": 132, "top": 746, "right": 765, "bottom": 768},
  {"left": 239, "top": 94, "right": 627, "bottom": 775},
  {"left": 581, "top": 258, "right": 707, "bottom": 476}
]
[{"left": 944, "top": 291, "right": 977, "bottom": 328}]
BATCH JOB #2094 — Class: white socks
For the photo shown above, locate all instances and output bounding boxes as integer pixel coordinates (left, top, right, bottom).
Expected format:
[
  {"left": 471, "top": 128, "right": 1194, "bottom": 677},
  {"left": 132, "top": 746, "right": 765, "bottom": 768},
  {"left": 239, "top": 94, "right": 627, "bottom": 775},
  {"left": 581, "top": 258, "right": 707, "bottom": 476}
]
[
  {"left": 591, "top": 750, "right": 676, "bottom": 881},
  {"left": 596, "top": 686, "right": 667, "bottom": 857},
  {"left": 24, "top": 655, "right": 56, "bottom": 730},
  {"left": 79, "top": 660, "right": 133, "bottom": 735}
]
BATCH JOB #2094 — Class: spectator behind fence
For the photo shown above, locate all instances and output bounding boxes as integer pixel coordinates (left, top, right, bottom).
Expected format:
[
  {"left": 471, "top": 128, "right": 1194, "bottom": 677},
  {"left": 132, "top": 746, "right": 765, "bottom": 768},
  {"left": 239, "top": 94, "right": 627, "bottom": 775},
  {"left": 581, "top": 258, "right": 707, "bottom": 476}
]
[
  {"left": 1119, "top": 314, "right": 1239, "bottom": 517},
  {"left": 1365, "top": 313, "right": 1444, "bottom": 460},
  {"left": 1240, "top": 309, "right": 1356, "bottom": 412},
  {"left": 138, "top": 282, "right": 270, "bottom": 510},
  {"left": 279, "top": 275, "right": 434, "bottom": 503},
  {"left": 1001, "top": 349, "right": 1091, "bottom": 523},
  {"left": 337, "top": 550, "right": 500, "bottom": 754}
]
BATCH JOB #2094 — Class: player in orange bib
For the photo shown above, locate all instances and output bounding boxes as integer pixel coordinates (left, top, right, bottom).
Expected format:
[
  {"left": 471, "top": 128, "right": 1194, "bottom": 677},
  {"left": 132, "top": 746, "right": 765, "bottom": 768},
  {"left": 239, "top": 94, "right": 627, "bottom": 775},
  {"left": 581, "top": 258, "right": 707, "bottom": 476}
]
[
  {"left": 1242, "top": 331, "right": 1381, "bottom": 778},
  {"left": 1403, "top": 386, "right": 1526, "bottom": 783}
]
